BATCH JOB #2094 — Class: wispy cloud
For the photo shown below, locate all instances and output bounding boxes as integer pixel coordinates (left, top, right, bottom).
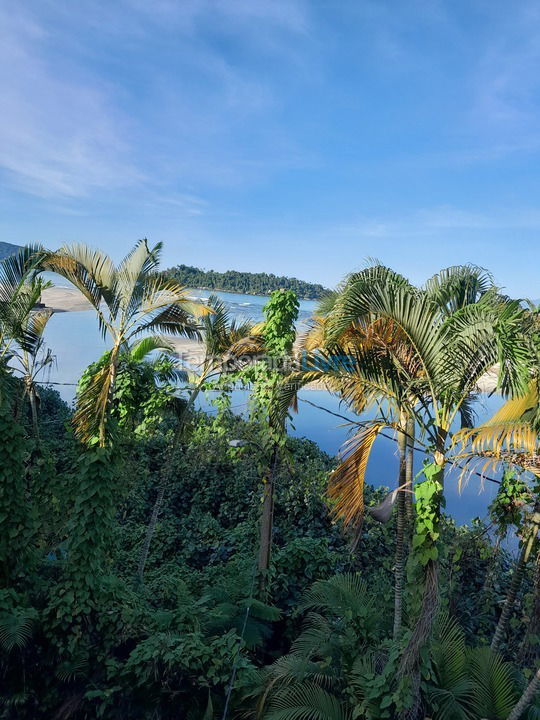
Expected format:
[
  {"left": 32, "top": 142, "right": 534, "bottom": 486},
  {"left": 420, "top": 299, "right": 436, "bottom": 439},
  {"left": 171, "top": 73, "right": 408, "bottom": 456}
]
[
  {"left": 0, "top": 5, "right": 142, "bottom": 198},
  {"left": 333, "top": 205, "right": 540, "bottom": 241},
  {"left": 0, "top": 0, "right": 312, "bottom": 200},
  {"left": 471, "top": 2, "right": 540, "bottom": 137}
]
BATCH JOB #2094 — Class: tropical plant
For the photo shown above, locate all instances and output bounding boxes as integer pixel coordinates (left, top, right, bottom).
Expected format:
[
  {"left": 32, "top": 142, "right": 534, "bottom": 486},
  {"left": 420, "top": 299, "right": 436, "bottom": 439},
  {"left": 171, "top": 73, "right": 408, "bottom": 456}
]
[
  {"left": 0, "top": 245, "right": 46, "bottom": 366},
  {"left": 455, "top": 380, "right": 540, "bottom": 656},
  {"left": 232, "top": 289, "right": 299, "bottom": 593},
  {"left": 9, "top": 292, "right": 55, "bottom": 438},
  {"left": 136, "top": 294, "right": 263, "bottom": 585},
  {"left": 41, "top": 239, "right": 208, "bottom": 446},
  {"left": 276, "top": 263, "right": 532, "bottom": 715}
]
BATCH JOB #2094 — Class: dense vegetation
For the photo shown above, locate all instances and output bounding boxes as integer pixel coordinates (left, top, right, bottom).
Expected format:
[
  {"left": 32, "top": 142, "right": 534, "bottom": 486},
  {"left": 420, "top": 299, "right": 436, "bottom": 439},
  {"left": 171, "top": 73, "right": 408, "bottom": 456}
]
[
  {"left": 0, "top": 242, "right": 539, "bottom": 719},
  {"left": 164, "top": 263, "right": 329, "bottom": 299}
]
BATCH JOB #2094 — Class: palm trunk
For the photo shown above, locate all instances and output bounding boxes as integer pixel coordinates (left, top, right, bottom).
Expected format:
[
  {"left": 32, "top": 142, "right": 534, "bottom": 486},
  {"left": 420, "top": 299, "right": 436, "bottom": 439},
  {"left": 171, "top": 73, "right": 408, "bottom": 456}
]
[
  {"left": 491, "top": 509, "right": 540, "bottom": 654},
  {"left": 393, "top": 422, "right": 408, "bottom": 640},
  {"left": 137, "top": 385, "right": 202, "bottom": 586},
  {"left": 404, "top": 416, "right": 415, "bottom": 531},
  {"left": 258, "top": 444, "right": 279, "bottom": 596},
  {"left": 490, "top": 549, "right": 527, "bottom": 654},
  {"left": 29, "top": 386, "right": 40, "bottom": 440},
  {"left": 398, "top": 433, "right": 445, "bottom": 720},
  {"left": 507, "top": 665, "right": 540, "bottom": 720}
]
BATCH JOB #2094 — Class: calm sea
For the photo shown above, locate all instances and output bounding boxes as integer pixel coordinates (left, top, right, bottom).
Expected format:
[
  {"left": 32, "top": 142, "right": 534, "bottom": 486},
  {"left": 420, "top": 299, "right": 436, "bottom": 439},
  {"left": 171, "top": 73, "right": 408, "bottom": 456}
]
[{"left": 38, "top": 282, "right": 504, "bottom": 528}]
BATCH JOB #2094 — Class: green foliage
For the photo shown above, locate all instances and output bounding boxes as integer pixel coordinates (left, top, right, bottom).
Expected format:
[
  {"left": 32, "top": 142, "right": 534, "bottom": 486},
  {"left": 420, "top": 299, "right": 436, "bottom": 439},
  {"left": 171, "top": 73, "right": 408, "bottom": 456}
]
[
  {"left": 78, "top": 350, "right": 180, "bottom": 437},
  {"left": 490, "top": 468, "right": 531, "bottom": 534},
  {"left": 164, "top": 263, "right": 329, "bottom": 299},
  {"left": 0, "top": 393, "right": 32, "bottom": 588},
  {"left": 263, "top": 288, "right": 300, "bottom": 357},
  {"left": 0, "top": 253, "right": 538, "bottom": 719},
  {"left": 411, "top": 462, "right": 444, "bottom": 566}
]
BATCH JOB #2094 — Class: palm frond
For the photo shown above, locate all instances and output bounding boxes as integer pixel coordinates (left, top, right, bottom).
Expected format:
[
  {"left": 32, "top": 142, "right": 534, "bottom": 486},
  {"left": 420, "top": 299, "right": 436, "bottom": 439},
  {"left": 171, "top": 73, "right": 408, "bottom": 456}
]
[
  {"left": 424, "top": 264, "right": 495, "bottom": 316},
  {"left": 128, "top": 335, "right": 175, "bottom": 363},
  {"left": 264, "top": 682, "right": 350, "bottom": 720},
  {"left": 427, "top": 614, "right": 473, "bottom": 720},
  {"left": 328, "top": 424, "right": 384, "bottom": 530},
  {"left": 0, "top": 607, "right": 36, "bottom": 652},
  {"left": 74, "top": 353, "right": 116, "bottom": 444},
  {"left": 467, "top": 647, "right": 518, "bottom": 719}
]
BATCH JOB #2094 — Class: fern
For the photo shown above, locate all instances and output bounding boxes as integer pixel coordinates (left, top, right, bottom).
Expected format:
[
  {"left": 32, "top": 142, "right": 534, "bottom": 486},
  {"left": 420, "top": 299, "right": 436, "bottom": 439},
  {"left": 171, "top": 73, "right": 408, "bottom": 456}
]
[{"left": 0, "top": 606, "right": 36, "bottom": 652}]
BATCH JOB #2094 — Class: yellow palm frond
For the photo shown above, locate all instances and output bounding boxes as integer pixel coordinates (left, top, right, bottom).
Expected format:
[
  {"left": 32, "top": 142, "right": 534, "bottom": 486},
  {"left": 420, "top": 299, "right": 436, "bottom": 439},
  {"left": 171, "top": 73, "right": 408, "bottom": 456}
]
[
  {"left": 225, "top": 335, "right": 266, "bottom": 358},
  {"left": 250, "top": 321, "right": 266, "bottom": 335},
  {"left": 328, "top": 423, "right": 384, "bottom": 528},
  {"left": 74, "top": 357, "right": 116, "bottom": 445},
  {"left": 455, "top": 382, "right": 539, "bottom": 457},
  {"left": 300, "top": 316, "right": 327, "bottom": 351}
]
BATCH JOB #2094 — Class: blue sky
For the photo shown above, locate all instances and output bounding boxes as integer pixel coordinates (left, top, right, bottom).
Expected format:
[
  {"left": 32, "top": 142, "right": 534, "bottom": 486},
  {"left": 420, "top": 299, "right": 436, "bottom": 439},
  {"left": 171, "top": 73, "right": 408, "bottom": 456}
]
[{"left": 0, "top": 0, "right": 539, "bottom": 297}]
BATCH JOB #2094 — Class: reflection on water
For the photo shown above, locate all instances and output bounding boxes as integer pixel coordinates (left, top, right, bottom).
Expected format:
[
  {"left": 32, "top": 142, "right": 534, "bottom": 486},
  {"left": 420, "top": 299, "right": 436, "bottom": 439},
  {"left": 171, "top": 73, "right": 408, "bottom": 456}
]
[{"left": 38, "top": 292, "right": 505, "bottom": 527}]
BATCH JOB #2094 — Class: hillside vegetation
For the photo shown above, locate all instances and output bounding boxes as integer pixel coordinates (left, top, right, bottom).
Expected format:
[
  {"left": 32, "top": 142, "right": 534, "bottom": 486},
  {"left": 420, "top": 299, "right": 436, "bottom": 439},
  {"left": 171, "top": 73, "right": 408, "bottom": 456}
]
[{"left": 164, "top": 263, "right": 329, "bottom": 299}]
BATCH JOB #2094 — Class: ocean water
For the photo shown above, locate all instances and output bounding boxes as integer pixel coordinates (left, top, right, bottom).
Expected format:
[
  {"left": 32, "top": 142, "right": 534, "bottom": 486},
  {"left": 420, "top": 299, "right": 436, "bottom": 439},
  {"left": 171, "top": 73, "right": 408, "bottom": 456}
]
[
  {"left": 184, "top": 287, "right": 318, "bottom": 328},
  {"left": 37, "top": 287, "right": 505, "bottom": 528}
]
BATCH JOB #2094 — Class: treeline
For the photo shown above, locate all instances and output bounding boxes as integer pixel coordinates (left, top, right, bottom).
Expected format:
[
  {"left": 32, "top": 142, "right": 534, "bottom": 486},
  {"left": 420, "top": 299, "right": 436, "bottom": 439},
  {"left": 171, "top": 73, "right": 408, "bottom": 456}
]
[{"left": 164, "top": 263, "right": 329, "bottom": 299}]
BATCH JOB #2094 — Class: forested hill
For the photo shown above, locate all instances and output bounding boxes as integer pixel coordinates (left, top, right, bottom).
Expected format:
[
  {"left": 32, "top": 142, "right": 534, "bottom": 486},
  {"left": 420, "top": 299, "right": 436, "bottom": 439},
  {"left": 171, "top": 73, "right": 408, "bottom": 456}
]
[
  {"left": 164, "top": 263, "right": 329, "bottom": 299},
  {"left": 0, "top": 241, "right": 22, "bottom": 259}
]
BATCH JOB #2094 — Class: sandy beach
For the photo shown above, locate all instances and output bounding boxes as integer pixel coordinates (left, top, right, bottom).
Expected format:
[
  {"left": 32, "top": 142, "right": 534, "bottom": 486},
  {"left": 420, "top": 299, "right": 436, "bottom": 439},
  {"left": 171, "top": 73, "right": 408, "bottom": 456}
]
[{"left": 41, "top": 285, "right": 92, "bottom": 312}]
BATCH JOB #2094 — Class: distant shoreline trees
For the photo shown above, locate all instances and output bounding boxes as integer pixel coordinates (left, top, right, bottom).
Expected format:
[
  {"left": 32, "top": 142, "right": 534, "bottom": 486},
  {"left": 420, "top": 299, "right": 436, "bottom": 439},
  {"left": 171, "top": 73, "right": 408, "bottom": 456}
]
[{"left": 164, "top": 263, "right": 329, "bottom": 299}]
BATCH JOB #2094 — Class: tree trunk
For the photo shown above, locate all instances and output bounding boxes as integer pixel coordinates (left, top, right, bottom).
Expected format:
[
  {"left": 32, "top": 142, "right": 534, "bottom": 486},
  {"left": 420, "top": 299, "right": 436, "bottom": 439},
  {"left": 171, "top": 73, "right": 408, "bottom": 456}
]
[
  {"left": 257, "top": 445, "right": 279, "bottom": 596},
  {"left": 491, "top": 549, "right": 527, "bottom": 654},
  {"left": 507, "top": 665, "right": 540, "bottom": 720},
  {"left": 404, "top": 416, "right": 415, "bottom": 531},
  {"left": 491, "top": 510, "right": 540, "bottom": 654},
  {"left": 393, "top": 423, "right": 408, "bottom": 640},
  {"left": 29, "top": 386, "right": 39, "bottom": 440},
  {"left": 398, "top": 434, "right": 445, "bottom": 720},
  {"left": 137, "top": 481, "right": 166, "bottom": 585}
]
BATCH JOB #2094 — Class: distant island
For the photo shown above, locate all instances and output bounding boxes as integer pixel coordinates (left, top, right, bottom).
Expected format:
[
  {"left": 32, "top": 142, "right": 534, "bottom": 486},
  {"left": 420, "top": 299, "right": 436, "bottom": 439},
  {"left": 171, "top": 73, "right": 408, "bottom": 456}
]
[{"left": 164, "top": 264, "right": 330, "bottom": 299}]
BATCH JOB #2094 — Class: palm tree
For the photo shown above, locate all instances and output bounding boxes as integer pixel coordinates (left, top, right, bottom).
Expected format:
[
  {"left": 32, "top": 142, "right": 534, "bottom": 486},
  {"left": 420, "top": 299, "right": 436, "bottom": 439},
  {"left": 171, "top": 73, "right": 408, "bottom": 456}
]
[
  {"left": 292, "top": 265, "right": 509, "bottom": 643},
  {"left": 137, "top": 294, "right": 264, "bottom": 584},
  {"left": 10, "top": 285, "right": 55, "bottom": 439},
  {"left": 507, "top": 666, "right": 540, "bottom": 720},
  {"left": 0, "top": 247, "right": 46, "bottom": 586},
  {"left": 41, "top": 239, "right": 208, "bottom": 446},
  {"left": 277, "top": 264, "right": 531, "bottom": 715},
  {"left": 0, "top": 246, "right": 46, "bottom": 369}
]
